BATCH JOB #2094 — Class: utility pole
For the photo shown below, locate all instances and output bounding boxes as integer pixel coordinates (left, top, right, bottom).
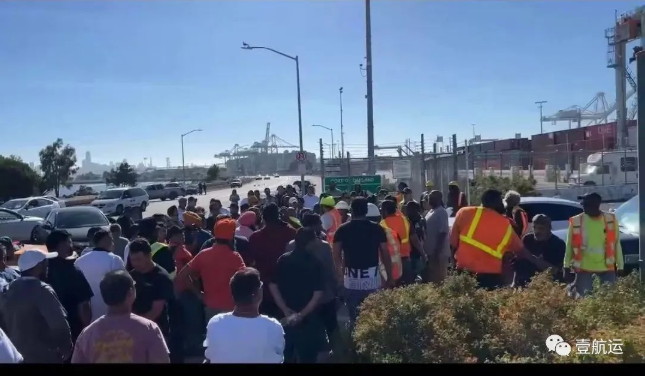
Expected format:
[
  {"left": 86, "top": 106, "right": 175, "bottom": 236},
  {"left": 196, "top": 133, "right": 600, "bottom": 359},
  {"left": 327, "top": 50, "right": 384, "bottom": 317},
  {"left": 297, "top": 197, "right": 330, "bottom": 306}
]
[
  {"left": 420, "top": 134, "right": 426, "bottom": 184},
  {"left": 471, "top": 124, "right": 476, "bottom": 140},
  {"left": 636, "top": 48, "right": 645, "bottom": 282},
  {"left": 452, "top": 134, "right": 458, "bottom": 182},
  {"left": 339, "top": 87, "right": 345, "bottom": 159},
  {"left": 319, "top": 138, "right": 325, "bottom": 185},
  {"left": 535, "top": 101, "right": 547, "bottom": 134},
  {"left": 365, "top": 0, "right": 375, "bottom": 175}
]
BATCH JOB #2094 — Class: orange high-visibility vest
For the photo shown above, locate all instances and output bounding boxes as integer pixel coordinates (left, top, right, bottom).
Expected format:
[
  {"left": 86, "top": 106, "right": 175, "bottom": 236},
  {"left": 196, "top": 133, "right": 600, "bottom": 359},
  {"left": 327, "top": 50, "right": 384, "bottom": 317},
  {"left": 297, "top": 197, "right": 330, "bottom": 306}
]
[
  {"left": 512, "top": 206, "right": 529, "bottom": 238},
  {"left": 455, "top": 206, "right": 515, "bottom": 274},
  {"left": 326, "top": 209, "right": 342, "bottom": 245},
  {"left": 379, "top": 226, "right": 402, "bottom": 285},
  {"left": 381, "top": 213, "right": 411, "bottom": 258},
  {"left": 569, "top": 213, "right": 617, "bottom": 272}
]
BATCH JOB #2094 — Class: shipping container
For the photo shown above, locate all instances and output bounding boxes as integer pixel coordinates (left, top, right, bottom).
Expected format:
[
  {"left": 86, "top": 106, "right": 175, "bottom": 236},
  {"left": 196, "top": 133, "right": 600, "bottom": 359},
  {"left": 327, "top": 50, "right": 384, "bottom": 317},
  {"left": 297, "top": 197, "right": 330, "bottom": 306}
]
[
  {"left": 494, "top": 139, "right": 512, "bottom": 152},
  {"left": 520, "top": 138, "right": 532, "bottom": 150},
  {"left": 584, "top": 122, "right": 616, "bottom": 140},
  {"left": 480, "top": 141, "right": 496, "bottom": 152},
  {"left": 531, "top": 133, "right": 554, "bottom": 151},
  {"left": 552, "top": 128, "right": 586, "bottom": 145}
]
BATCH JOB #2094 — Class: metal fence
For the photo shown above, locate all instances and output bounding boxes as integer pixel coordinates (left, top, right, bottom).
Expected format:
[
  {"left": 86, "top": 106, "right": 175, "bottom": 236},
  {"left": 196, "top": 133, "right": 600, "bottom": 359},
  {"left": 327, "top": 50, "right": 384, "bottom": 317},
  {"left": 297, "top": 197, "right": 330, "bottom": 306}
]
[{"left": 428, "top": 148, "right": 638, "bottom": 194}]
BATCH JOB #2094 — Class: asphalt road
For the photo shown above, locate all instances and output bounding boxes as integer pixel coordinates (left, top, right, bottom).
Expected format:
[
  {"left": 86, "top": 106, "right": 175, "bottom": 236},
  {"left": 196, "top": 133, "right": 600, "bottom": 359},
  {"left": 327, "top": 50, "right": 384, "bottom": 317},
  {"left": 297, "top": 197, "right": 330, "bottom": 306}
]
[{"left": 142, "top": 175, "right": 323, "bottom": 217}]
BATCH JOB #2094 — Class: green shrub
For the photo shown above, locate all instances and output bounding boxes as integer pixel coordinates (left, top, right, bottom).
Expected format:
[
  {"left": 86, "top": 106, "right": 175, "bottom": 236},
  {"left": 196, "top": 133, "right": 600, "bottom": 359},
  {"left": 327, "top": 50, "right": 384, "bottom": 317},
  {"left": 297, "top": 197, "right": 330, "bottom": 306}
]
[
  {"left": 469, "top": 175, "right": 538, "bottom": 205},
  {"left": 354, "top": 271, "right": 645, "bottom": 363}
]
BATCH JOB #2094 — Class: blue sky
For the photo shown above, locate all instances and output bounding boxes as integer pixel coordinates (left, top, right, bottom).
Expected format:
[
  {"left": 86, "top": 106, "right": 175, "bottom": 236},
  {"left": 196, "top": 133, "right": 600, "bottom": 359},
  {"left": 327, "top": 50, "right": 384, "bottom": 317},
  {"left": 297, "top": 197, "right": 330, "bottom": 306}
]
[{"left": 0, "top": 0, "right": 638, "bottom": 167}]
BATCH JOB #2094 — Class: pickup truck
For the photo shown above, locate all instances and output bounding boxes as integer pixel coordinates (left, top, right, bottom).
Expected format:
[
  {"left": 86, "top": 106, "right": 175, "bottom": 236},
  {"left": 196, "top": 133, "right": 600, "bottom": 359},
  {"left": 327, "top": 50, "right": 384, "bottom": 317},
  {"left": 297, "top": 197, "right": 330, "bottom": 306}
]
[{"left": 144, "top": 183, "right": 185, "bottom": 201}]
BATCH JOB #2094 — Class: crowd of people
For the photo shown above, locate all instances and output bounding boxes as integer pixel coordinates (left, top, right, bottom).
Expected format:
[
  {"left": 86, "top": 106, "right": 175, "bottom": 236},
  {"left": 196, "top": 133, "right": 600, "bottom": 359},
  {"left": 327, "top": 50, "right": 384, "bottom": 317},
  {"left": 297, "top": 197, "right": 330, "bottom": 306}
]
[{"left": 0, "top": 178, "right": 623, "bottom": 363}]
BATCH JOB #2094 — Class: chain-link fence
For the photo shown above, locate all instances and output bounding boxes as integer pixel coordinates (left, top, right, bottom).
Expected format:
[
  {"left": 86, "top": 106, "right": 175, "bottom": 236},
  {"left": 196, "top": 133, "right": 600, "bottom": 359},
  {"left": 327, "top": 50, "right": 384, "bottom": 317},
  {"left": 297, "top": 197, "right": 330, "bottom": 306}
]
[{"left": 428, "top": 146, "right": 638, "bottom": 195}]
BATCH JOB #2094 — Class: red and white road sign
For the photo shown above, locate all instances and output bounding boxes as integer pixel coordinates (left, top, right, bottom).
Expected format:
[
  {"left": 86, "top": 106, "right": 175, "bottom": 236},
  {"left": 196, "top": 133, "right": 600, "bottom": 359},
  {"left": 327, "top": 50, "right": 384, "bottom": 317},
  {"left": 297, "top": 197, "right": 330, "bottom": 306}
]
[{"left": 296, "top": 151, "right": 307, "bottom": 162}]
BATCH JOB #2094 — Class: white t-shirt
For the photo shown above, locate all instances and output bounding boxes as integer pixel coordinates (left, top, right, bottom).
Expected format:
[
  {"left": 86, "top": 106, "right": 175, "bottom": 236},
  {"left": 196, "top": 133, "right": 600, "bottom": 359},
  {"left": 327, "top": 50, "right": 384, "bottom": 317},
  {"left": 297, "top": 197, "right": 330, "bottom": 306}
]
[
  {"left": 321, "top": 212, "right": 333, "bottom": 231},
  {"left": 0, "top": 327, "right": 22, "bottom": 363},
  {"left": 74, "top": 250, "right": 126, "bottom": 322},
  {"left": 303, "top": 194, "right": 319, "bottom": 210},
  {"left": 204, "top": 313, "right": 284, "bottom": 363}
]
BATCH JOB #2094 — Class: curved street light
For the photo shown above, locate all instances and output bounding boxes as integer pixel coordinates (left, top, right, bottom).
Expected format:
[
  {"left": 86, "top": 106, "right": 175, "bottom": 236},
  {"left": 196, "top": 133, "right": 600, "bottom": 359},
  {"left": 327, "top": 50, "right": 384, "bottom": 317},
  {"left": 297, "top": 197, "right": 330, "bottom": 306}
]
[
  {"left": 181, "top": 129, "right": 203, "bottom": 185},
  {"left": 241, "top": 42, "right": 305, "bottom": 188},
  {"left": 312, "top": 124, "right": 334, "bottom": 158}
]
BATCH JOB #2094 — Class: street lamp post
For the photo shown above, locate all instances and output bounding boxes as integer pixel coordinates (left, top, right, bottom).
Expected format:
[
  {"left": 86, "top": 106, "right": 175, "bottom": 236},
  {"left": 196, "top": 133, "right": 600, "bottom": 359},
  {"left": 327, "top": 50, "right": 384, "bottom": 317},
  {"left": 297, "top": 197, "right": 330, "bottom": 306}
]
[
  {"left": 535, "top": 100, "right": 547, "bottom": 134},
  {"left": 339, "top": 87, "right": 345, "bottom": 159},
  {"left": 181, "top": 129, "right": 202, "bottom": 185},
  {"left": 241, "top": 42, "right": 305, "bottom": 188},
  {"left": 312, "top": 125, "right": 334, "bottom": 159}
]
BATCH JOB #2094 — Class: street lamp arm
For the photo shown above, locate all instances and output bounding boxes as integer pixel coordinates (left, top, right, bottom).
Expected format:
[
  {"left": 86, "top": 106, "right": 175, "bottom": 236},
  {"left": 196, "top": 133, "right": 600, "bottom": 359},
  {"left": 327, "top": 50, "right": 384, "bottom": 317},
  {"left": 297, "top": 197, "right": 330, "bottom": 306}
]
[
  {"left": 312, "top": 124, "right": 332, "bottom": 132},
  {"left": 241, "top": 45, "right": 296, "bottom": 61},
  {"left": 181, "top": 129, "right": 203, "bottom": 137}
]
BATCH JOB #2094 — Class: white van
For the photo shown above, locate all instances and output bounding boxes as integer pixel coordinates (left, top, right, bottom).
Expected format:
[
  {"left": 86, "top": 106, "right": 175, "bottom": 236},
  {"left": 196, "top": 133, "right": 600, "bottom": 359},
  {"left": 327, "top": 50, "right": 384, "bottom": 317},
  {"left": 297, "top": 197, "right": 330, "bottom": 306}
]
[
  {"left": 91, "top": 187, "right": 149, "bottom": 216},
  {"left": 569, "top": 149, "right": 637, "bottom": 186}
]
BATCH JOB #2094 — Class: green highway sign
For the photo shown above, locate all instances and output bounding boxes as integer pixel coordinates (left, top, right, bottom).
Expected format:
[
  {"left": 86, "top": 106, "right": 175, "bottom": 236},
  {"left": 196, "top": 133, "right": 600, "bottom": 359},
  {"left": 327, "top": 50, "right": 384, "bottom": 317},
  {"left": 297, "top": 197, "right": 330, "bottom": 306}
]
[{"left": 324, "top": 175, "right": 382, "bottom": 194}]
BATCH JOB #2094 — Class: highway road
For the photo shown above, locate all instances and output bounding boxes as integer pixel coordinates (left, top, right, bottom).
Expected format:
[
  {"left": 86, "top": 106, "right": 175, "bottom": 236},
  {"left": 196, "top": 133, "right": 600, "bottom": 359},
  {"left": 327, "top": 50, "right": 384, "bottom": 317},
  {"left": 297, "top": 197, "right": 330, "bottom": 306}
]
[{"left": 142, "top": 175, "right": 323, "bottom": 217}]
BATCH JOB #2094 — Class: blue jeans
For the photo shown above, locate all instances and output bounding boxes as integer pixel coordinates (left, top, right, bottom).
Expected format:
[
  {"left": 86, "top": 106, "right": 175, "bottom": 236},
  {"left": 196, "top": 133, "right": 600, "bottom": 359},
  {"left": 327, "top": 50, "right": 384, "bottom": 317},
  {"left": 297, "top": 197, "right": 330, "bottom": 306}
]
[
  {"left": 574, "top": 271, "right": 616, "bottom": 297},
  {"left": 344, "top": 288, "right": 378, "bottom": 333}
]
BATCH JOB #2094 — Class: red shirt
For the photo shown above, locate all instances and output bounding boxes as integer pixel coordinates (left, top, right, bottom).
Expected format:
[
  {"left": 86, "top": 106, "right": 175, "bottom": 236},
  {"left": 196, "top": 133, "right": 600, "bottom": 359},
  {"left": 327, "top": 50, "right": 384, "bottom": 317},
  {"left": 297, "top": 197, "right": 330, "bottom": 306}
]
[
  {"left": 248, "top": 223, "right": 296, "bottom": 301},
  {"left": 187, "top": 244, "right": 246, "bottom": 311},
  {"left": 171, "top": 244, "right": 193, "bottom": 292}
]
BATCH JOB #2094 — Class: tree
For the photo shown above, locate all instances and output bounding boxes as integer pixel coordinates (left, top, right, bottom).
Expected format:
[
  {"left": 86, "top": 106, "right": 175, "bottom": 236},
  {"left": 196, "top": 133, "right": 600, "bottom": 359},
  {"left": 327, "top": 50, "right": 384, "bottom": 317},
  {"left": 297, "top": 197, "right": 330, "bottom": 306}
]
[
  {"left": 39, "top": 138, "right": 79, "bottom": 197},
  {"left": 105, "top": 162, "right": 138, "bottom": 187},
  {"left": 469, "top": 175, "right": 539, "bottom": 206},
  {"left": 207, "top": 164, "right": 220, "bottom": 181},
  {"left": 0, "top": 155, "right": 42, "bottom": 201}
]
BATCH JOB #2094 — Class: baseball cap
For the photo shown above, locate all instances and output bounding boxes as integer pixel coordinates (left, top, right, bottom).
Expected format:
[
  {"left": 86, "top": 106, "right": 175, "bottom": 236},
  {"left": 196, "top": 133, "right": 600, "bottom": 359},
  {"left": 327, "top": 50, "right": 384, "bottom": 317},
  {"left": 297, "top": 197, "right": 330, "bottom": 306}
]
[
  {"left": 335, "top": 201, "right": 350, "bottom": 210},
  {"left": 578, "top": 192, "right": 602, "bottom": 201},
  {"left": 18, "top": 249, "right": 57, "bottom": 272},
  {"left": 289, "top": 197, "right": 298, "bottom": 205},
  {"left": 214, "top": 218, "right": 236, "bottom": 240},
  {"left": 402, "top": 187, "right": 413, "bottom": 194},
  {"left": 449, "top": 181, "right": 459, "bottom": 187},
  {"left": 425, "top": 181, "right": 434, "bottom": 188}
]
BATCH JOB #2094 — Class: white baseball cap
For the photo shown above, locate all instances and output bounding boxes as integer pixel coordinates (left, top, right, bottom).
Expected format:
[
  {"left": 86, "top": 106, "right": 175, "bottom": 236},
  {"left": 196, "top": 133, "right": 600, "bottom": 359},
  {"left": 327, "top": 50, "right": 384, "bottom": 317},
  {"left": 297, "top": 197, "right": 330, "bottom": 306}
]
[
  {"left": 18, "top": 249, "right": 57, "bottom": 272},
  {"left": 335, "top": 201, "right": 350, "bottom": 210},
  {"left": 367, "top": 203, "right": 380, "bottom": 218}
]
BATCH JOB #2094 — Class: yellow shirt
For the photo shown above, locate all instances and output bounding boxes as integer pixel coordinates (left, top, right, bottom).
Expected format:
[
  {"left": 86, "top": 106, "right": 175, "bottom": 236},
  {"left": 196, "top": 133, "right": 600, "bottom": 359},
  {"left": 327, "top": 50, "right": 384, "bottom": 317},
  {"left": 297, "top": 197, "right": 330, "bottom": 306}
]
[{"left": 565, "top": 213, "right": 624, "bottom": 272}]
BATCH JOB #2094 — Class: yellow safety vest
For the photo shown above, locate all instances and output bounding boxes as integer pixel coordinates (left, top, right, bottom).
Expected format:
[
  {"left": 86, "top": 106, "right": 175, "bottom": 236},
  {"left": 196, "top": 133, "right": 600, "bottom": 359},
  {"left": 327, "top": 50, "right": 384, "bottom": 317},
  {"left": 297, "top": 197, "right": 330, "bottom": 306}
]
[{"left": 151, "top": 242, "right": 176, "bottom": 279}]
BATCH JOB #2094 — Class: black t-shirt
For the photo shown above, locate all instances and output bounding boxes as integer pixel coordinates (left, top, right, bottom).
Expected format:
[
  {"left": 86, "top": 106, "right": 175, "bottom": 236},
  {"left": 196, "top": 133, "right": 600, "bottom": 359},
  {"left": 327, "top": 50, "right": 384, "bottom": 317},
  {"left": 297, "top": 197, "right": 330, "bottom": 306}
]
[
  {"left": 46, "top": 256, "right": 94, "bottom": 341},
  {"left": 333, "top": 219, "right": 386, "bottom": 290},
  {"left": 272, "top": 249, "right": 324, "bottom": 312},
  {"left": 200, "top": 236, "right": 252, "bottom": 265},
  {"left": 409, "top": 216, "right": 426, "bottom": 260},
  {"left": 130, "top": 264, "right": 175, "bottom": 337},
  {"left": 513, "top": 233, "right": 566, "bottom": 287}
]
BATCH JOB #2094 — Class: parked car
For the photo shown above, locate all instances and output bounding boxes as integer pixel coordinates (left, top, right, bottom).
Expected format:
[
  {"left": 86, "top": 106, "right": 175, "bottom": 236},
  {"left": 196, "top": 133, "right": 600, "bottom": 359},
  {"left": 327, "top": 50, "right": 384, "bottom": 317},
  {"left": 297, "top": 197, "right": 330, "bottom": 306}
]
[
  {"left": 0, "top": 197, "right": 61, "bottom": 219},
  {"left": 185, "top": 184, "right": 198, "bottom": 195},
  {"left": 553, "top": 195, "right": 640, "bottom": 273},
  {"left": 230, "top": 179, "right": 243, "bottom": 188},
  {"left": 35, "top": 206, "right": 111, "bottom": 246},
  {"left": 91, "top": 187, "right": 149, "bottom": 216},
  {"left": 43, "top": 196, "right": 66, "bottom": 208},
  {"left": 264, "top": 175, "right": 271, "bottom": 180},
  {"left": 164, "top": 183, "right": 186, "bottom": 199},
  {"left": 448, "top": 197, "right": 584, "bottom": 232},
  {"left": 274, "top": 173, "right": 280, "bottom": 178},
  {"left": 144, "top": 183, "right": 185, "bottom": 201},
  {"left": 0, "top": 208, "right": 45, "bottom": 243},
  {"left": 255, "top": 175, "right": 262, "bottom": 181}
]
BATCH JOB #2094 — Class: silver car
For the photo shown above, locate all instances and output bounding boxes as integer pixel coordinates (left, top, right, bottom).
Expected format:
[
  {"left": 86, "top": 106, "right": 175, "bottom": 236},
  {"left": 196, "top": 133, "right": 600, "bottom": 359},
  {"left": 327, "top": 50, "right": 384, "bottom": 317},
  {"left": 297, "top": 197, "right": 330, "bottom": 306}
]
[
  {"left": 0, "top": 197, "right": 60, "bottom": 219},
  {"left": 0, "top": 208, "right": 44, "bottom": 243},
  {"left": 36, "top": 206, "right": 110, "bottom": 246}
]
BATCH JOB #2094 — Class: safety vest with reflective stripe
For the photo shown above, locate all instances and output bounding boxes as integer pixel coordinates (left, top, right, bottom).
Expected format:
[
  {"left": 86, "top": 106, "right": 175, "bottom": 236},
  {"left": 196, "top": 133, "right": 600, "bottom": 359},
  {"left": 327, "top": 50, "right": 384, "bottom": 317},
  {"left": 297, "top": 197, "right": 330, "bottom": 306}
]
[
  {"left": 511, "top": 206, "right": 529, "bottom": 238},
  {"left": 379, "top": 226, "right": 402, "bottom": 285},
  {"left": 151, "top": 242, "right": 176, "bottom": 279},
  {"left": 381, "top": 213, "right": 411, "bottom": 257},
  {"left": 326, "top": 209, "right": 342, "bottom": 245},
  {"left": 569, "top": 213, "right": 617, "bottom": 272},
  {"left": 455, "top": 206, "right": 514, "bottom": 274}
]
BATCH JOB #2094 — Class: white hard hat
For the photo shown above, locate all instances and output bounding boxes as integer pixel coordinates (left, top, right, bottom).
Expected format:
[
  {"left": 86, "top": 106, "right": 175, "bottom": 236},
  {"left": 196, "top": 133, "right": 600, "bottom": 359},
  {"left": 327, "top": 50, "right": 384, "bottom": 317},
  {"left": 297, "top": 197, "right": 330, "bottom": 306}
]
[
  {"left": 335, "top": 201, "right": 350, "bottom": 210},
  {"left": 367, "top": 203, "right": 380, "bottom": 217}
]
